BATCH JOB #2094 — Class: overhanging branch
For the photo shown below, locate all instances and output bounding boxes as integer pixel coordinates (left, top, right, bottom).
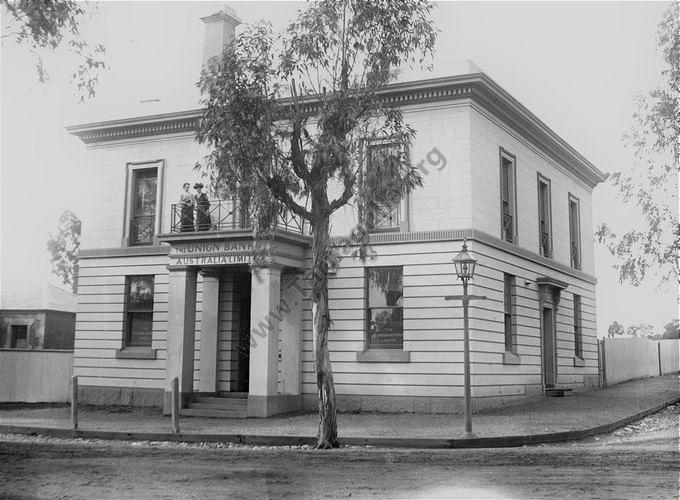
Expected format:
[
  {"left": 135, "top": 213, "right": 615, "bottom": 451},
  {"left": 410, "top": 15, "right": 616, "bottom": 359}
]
[{"left": 265, "top": 175, "right": 313, "bottom": 221}]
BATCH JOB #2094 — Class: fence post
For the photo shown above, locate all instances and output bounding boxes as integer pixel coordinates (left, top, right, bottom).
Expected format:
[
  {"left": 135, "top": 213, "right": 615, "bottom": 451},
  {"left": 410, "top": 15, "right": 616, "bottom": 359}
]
[
  {"left": 71, "top": 375, "right": 78, "bottom": 430},
  {"left": 658, "top": 341, "right": 662, "bottom": 376},
  {"left": 599, "top": 339, "right": 607, "bottom": 387},
  {"left": 171, "top": 377, "right": 180, "bottom": 434}
]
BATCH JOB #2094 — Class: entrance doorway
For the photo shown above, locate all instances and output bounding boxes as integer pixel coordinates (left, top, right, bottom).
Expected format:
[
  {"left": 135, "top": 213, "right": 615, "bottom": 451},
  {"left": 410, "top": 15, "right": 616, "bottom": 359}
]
[
  {"left": 214, "top": 269, "right": 250, "bottom": 395},
  {"left": 542, "top": 307, "right": 556, "bottom": 387}
]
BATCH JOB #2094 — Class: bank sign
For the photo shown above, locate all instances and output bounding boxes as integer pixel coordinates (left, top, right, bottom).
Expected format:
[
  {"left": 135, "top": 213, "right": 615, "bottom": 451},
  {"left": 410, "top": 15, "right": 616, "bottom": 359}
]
[{"left": 170, "top": 241, "right": 253, "bottom": 266}]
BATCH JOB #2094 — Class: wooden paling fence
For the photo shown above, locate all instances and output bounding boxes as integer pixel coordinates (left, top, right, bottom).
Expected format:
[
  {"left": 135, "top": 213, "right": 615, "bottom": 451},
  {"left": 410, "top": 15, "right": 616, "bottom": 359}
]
[{"left": 598, "top": 338, "right": 679, "bottom": 387}]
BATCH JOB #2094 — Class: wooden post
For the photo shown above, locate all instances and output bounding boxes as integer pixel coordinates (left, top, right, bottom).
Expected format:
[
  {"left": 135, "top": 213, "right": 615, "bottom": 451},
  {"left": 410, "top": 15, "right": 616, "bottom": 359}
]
[
  {"left": 171, "top": 377, "right": 180, "bottom": 434},
  {"left": 71, "top": 375, "right": 78, "bottom": 430},
  {"left": 600, "top": 339, "right": 607, "bottom": 387}
]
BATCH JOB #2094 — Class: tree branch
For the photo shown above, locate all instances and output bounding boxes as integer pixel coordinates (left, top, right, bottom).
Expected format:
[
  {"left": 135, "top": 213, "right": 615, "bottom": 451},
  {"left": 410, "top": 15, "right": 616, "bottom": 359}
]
[
  {"left": 265, "top": 175, "right": 313, "bottom": 221},
  {"left": 289, "top": 79, "right": 312, "bottom": 187},
  {"left": 328, "top": 171, "right": 356, "bottom": 213}
]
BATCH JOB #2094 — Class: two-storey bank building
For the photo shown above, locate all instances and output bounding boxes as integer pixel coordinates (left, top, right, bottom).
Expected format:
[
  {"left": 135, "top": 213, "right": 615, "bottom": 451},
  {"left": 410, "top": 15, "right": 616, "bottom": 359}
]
[{"left": 67, "top": 7, "right": 605, "bottom": 417}]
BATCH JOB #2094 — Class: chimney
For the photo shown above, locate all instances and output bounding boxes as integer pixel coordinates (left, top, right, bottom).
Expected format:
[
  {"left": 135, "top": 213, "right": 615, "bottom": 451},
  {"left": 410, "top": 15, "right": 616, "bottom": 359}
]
[{"left": 201, "top": 4, "right": 242, "bottom": 67}]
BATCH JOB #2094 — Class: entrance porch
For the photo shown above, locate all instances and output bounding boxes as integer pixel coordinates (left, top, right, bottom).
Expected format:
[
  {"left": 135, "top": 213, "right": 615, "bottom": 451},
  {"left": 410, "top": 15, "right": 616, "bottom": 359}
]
[{"left": 158, "top": 231, "right": 308, "bottom": 417}]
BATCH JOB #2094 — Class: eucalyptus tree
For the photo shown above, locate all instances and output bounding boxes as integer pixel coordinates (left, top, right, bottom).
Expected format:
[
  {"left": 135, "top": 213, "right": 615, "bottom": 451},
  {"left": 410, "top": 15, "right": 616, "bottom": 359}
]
[
  {"left": 47, "top": 210, "right": 81, "bottom": 293},
  {"left": 197, "top": 0, "right": 437, "bottom": 448},
  {"left": 596, "top": 2, "right": 679, "bottom": 287},
  {"left": 1, "top": 0, "right": 106, "bottom": 100}
]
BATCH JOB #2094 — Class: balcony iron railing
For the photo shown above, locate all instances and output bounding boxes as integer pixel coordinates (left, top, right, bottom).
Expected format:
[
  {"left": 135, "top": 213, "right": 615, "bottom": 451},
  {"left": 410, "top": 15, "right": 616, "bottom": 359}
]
[
  {"left": 170, "top": 198, "right": 306, "bottom": 235},
  {"left": 502, "top": 211, "right": 514, "bottom": 243},
  {"left": 130, "top": 215, "right": 155, "bottom": 246},
  {"left": 367, "top": 201, "right": 400, "bottom": 232},
  {"left": 570, "top": 241, "right": 581, "bottom": 269},
  {"left": 540, "top": 230, "right": 551, "bottom": 257}
]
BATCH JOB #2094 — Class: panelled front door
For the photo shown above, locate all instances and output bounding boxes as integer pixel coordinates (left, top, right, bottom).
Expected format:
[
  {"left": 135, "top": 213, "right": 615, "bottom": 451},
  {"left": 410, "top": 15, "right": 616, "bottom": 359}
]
[{"left": 542, "top": 307, "right": 556, "bottom": 387}]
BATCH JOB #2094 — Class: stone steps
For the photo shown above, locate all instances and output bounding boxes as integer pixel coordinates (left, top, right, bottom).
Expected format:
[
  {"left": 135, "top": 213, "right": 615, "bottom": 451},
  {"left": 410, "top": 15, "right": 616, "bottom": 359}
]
[
  {"left": 181, "top": 393, "right": 248, "bottom": 418},
  {"left": 545, "top": 387, "right": 573, "bottom": 397},
  {"left": 180, "top": 407, "right": 247, "bottom": 419}
]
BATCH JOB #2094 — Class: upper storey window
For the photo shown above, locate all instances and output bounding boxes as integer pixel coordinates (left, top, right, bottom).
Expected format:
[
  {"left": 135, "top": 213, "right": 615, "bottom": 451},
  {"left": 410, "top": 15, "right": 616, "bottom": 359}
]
[
  {"left": 365, "top": 142, "right": 403, "bottom": 232},
  {"left": 499, "top": 149, "right": 517, "bottom": 243},
  {"left": 569, "top": 194, "right": 582, "bottom": 269},
  {"left": 124, "top": 160, "right": 164, "bottom": 246},
  {"left": 537, "top": 174, "right": 552, "bottom": 258},
  {"left": 130, "top": 169, "right": 157, "bottom": 245}
]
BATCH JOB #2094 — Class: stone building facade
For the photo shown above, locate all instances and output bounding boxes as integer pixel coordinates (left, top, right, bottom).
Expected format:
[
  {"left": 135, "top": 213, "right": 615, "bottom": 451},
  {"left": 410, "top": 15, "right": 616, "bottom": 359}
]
[{"left": 66, "top": 7, "right": 605, "bottom": 416}]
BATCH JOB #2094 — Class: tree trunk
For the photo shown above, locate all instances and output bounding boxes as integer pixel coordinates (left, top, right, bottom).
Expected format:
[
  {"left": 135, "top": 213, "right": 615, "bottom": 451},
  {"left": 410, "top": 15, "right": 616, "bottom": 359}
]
[{"left": 311, "top": 213, "right": 339, "bottom": 449}]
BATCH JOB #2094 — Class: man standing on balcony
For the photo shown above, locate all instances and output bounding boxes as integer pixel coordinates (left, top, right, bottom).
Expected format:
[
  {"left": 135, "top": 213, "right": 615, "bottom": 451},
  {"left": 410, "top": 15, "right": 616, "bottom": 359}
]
[{"left": 194, "top": 183, "right": 211, "bottom": 231}]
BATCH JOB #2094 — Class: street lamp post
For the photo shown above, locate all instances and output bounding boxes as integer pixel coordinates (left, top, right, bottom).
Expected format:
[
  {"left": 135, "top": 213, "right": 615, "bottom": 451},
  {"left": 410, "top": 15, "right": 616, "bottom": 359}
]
[{"left": 446, "top": 239, "right": 484, "bottom": 439}]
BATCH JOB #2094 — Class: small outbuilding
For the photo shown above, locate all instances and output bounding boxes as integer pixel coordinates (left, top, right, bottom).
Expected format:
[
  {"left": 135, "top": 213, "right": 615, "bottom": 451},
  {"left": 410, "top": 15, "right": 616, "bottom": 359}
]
[{"left": 0, "top": 283, "right": 77, "bottom": 350}]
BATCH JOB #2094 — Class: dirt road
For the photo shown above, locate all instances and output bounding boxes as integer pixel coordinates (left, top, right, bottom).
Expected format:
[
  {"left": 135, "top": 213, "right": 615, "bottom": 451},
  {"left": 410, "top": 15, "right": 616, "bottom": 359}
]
[{"left": 0, "top": 405, "right": 677, "bottom": 499}]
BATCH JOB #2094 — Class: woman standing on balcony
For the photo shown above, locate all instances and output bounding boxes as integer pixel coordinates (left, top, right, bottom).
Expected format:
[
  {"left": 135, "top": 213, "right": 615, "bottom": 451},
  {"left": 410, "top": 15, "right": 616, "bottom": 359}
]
[
  {"left": 194, "top": 183, "right": 211, "bottom": 231},
  {"left": 179, "top": 182, "right": 195, "bottom": 232}
]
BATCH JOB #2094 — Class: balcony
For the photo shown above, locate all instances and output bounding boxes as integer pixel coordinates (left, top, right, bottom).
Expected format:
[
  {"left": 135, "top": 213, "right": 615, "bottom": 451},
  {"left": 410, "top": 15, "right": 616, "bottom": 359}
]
[
  {"left": 540, "top": 230, "right": 552, "bottom": 258},
  {"left": 169, "top": 198, "right": 307, "bottom": 235},
  {"left": 570, "top": 241, "right": 581, "bottom": 269},
  {"left": 502, "top": 211, "right": 514, "bottom": 243},
  {"left": 367, "top": 201, "right": 400, "bottom": 232},
  {"left": 130, "top": 215, "right": 155, "bottom": 246}
]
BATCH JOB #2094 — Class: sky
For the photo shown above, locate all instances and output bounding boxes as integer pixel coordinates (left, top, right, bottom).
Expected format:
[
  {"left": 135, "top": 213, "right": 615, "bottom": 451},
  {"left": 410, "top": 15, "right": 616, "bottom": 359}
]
[{"left": 1, "top": 0, "right": 677, "bottom": 335}]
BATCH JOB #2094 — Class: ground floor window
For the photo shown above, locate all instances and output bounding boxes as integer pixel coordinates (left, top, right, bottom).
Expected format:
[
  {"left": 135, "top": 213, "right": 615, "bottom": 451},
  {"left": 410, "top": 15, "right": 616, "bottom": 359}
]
[
  {"left": 11, "top": 325, "right": 28, "bottom": 348},
  {"left": 573, "top": 294, "right": 583, "bottom": 359},
  {"left": 503, "top": 274, "right": 516, "bottom": 352},
  {"left": 366, "top": 266, "right": 403, "bottom": 348},
  {"left": 124, "top": 276, "right": 154, "bottom": 347}
]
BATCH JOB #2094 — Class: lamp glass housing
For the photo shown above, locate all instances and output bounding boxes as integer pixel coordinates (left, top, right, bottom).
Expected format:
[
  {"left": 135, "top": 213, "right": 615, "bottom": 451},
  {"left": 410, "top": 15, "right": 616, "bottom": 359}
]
[{"left": 453, "top": 241, "right": 477, "bottom": 280}]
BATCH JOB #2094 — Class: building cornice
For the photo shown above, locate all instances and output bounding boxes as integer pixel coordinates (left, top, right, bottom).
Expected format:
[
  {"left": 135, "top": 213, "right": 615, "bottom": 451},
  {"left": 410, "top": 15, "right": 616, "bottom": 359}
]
[
  {"left": 66, "top": 73, "right": 605, "bottom": 187},
  {"left": 330, "top": 228, "right": 597, "bottom": 285},
  {"left": 79, "top": 228, "right": 596, "bottom": 284},
  {"left": 66, "top": 110, "right": 200, "bottom": 145}
]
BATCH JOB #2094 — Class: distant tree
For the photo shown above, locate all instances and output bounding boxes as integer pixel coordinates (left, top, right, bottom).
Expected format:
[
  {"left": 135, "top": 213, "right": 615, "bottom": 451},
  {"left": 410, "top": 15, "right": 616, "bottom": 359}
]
[
  {"left": 1, "top": 0, "right": 106, "bottom": 101},
  {"left": 626, "top": 323, "right": 654, "bottom": 338},
  {"left": 196, "top": 0, "right": 437, "bottom": 448},
  {"left": 662, "top": 320, "right": 680, "bottom": 339},
  {"left": 607, "top": 320, "right": 624, "bottom": 338},
  {"left": 596, "top": 3, "right": 679, "bottom": 287},
  {"left": 47, "top": 210, "right": 81, "bottom": 292}
]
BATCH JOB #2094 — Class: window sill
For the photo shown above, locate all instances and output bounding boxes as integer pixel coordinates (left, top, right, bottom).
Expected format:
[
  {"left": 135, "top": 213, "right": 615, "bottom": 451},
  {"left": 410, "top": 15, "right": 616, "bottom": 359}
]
[
  {"left": 503, "top": 351, "right": 522, "bottom": 365},
  {"left": 357, "top": 349, "right": 410, "bottom": 363},
  {"left": 573, "top": 356, "right": 585, "bottom": 367},
  {"left": 115, "top": 347, "right": 157, "bottom": 359}
]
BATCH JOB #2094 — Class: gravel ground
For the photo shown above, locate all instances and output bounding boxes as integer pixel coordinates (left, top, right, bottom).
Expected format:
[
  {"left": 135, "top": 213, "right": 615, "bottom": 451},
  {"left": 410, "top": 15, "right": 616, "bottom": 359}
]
[
  {"left": 0, "top": 375, "right": 677, "bottom": 440},
  {"left": 0, "top": 405, "right": 677, "bottom": 499}
]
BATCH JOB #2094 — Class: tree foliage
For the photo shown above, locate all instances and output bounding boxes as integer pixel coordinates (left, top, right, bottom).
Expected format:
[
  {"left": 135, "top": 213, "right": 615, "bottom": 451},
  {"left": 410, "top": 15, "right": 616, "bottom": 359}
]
[
  {"left": 607, "top": 320, "right": 624, "bottom": 338},
  {"left": 625, "top": 323, "right": 654, "bottom": 338},
  {"left": 1, "top": 0, "right": 106, "bottom": 101},
  {"left": 197, "top": 0, "right": 437, "bottom": 448},
  {"left": 662, "top": 320, "right": 679, "bottom": 339},
  {"left": 596, "top": 2, "right": 679, "bottom": 287},
  {"left": 47, "top": 210, "right": 81, "bottom": 293}
]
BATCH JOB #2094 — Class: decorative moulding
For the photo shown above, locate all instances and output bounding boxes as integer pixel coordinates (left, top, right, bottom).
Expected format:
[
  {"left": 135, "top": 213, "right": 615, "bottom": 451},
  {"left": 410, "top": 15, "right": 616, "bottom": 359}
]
[{"left": 66, "top": 73, "right": 605, "bottom": 187}]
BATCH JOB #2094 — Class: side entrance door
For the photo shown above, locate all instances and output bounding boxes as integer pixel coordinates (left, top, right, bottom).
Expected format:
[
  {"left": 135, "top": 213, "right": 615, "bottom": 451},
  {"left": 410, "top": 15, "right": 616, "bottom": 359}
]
[{"left": 542, "top": 306, "right": 556, "bottom": 387}]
